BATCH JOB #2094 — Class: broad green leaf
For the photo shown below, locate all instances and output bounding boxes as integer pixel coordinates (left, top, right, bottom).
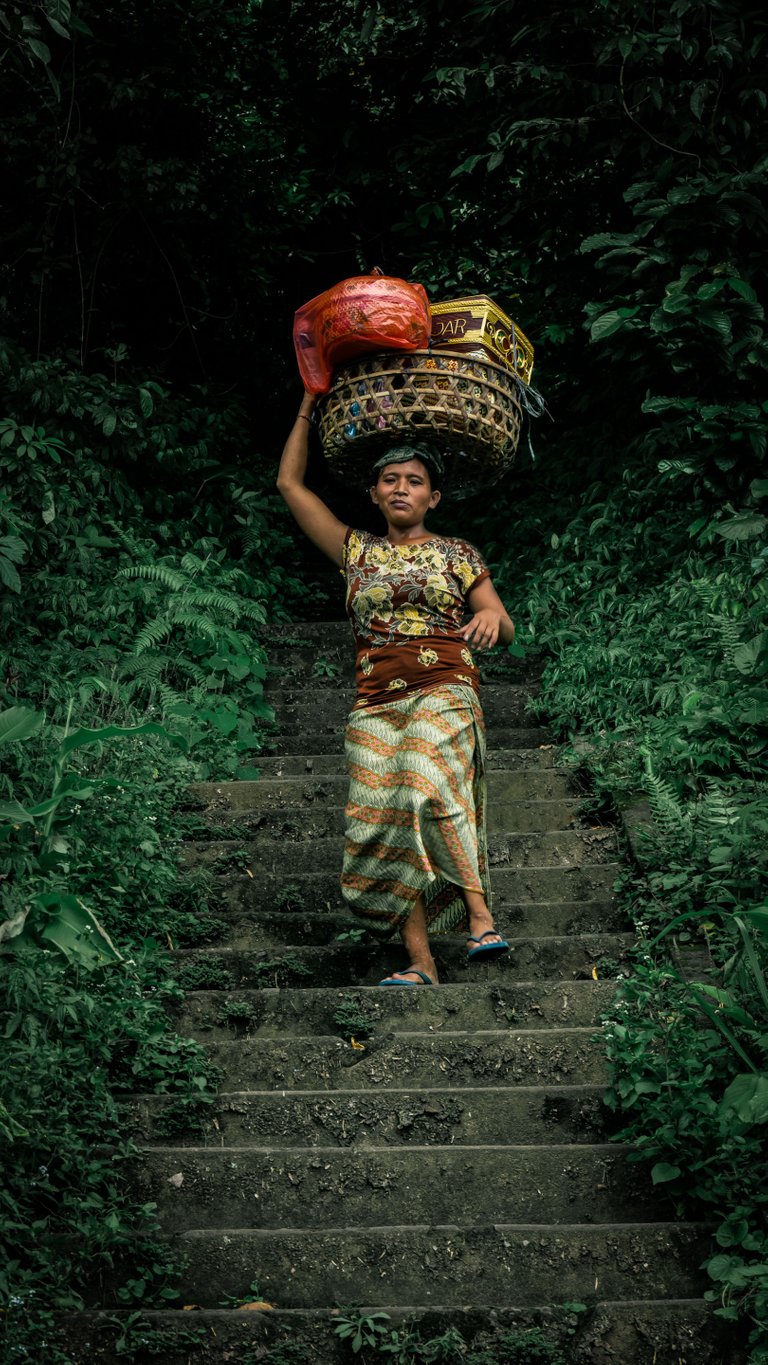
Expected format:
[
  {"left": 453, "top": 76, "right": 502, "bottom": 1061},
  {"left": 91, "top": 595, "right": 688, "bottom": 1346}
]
[
  {"left": 720, "top": 1074, "right": 768, "bottom": 1126},
  {"left": 729, "top": 278, "right": 758, "bottom": 303},
  {"left": 589, "top": 310, "right": 636, "bottom": 342},
  {"left": 45, "top": 14, "right": 71, "bottom": 39},
  {"left": 57, "top": 719, "right": 187, "bottom": 759},
  {"left": 689, "top": 82, "right": 708, "bottom": 120},
  {"left": 21, "top": 892, "right": 123, "bottom": 969},
  {"left": 743, "top": 908, "right": 768, "bottom": 936},
  {"left": 0, "top": 557, "right": 21, "bottom": 592},
  {"left": 716, "top": 514, "right": 767, "bottom": 541},
  {"left": 0, "top": 798, "right": 37, "bottom": 826},
  {"left": 651, "top": 1162, "right": 681, "bottom": 1184},
  {"left": 733, "top": 634, "right": 767, "bottom": 676},
  {"left": 27, "top": 37, "right": 51, "bottom": 63},
  {"left": 0, "top": 707, "right": 44, "bottom": 745},
  {"left": 0, "top": 535, "right": 26, "bottom": 563}
]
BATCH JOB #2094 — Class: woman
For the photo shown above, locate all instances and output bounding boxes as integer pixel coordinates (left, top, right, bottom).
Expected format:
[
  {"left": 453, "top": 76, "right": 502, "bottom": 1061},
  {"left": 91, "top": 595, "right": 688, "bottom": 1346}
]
[{"left": 277, "top": 390, "right": 516, "bottom": 987}]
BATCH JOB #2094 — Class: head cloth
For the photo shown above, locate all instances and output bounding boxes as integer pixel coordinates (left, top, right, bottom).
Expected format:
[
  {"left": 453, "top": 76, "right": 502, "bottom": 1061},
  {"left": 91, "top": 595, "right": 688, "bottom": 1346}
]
[{"left": 370, "top": 443, "right": 445, "bottom": 482}]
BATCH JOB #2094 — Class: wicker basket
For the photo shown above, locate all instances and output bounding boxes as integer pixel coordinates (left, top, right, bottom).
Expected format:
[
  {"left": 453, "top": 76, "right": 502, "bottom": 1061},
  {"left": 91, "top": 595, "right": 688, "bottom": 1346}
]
[{"left": 317, "top": 349, "right": 523, "bottom": 495}]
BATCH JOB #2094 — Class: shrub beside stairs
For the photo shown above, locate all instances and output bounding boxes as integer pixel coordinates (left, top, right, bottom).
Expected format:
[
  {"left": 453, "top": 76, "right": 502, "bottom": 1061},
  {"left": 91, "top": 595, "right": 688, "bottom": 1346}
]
[{"left": 80, "top": 622, "right": 732, "bottom": 1363}]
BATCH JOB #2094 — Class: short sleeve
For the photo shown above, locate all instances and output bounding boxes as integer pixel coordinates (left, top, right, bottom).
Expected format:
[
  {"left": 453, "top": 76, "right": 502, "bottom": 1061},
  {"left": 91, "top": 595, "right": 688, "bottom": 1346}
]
[
  {"left": 342, "top": 527, "right": 366, "bottom": 573},
  {"left": 449, "top": 539, "right": 491, "bottom": 597}
]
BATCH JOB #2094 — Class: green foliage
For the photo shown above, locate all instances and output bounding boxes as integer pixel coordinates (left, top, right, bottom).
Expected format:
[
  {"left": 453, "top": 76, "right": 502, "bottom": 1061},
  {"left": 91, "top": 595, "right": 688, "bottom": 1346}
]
[
  {"left": 1, "top": 1, "right": 767, "bottom": 1358},
  {"left": 332, "top": 1309, "right": 582, "bottom": 1362},
  {"left": 106, "top": 1310, "right": 208, "bottom": 1360},
  {"left": 602, "top": 956, "right": 768, "bottom": 1350},
  {"left": 333, "top": 993, "right": 375, "bottom": 1040},
  {"left": 0, "top": 951, "right": 213, "bottom": 1356}
]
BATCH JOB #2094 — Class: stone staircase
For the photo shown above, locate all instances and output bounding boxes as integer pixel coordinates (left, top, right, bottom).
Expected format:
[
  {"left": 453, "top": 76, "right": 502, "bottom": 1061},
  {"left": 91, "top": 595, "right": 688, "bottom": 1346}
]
[{"left": 96, "top": 622, "right": 730, "bottom": 1362}]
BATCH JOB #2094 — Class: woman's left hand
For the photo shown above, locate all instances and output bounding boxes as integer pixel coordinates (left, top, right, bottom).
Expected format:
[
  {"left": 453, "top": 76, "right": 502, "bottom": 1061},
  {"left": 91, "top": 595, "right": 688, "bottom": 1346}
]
[{"left": 459, "top": 608, "right": 503, "bottom": 650}]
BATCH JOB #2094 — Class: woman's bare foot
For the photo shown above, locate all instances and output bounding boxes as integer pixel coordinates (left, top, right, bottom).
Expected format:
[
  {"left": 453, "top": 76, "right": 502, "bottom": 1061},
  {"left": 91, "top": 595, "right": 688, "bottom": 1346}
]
[
  {"left": 383, "top": 897, "right": 439, "bottom": 985},
  {"left": 378, "top": 961, "right": 438, "bottom": 987},
  {"left": 463, "top": 889, "right": 506, "bottom": 953}
]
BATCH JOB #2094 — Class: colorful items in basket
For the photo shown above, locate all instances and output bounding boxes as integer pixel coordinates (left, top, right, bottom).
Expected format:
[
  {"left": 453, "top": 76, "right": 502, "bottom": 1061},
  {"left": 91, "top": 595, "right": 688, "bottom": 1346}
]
[
  {"left": 293, "top": 271, "right": 431, "bottom": 395},
  {"left": 429, "top": 296, "right": 534, "bottom": 386},
  {"left": 316, "top": 350, "right": 524, "bottom": 496}
]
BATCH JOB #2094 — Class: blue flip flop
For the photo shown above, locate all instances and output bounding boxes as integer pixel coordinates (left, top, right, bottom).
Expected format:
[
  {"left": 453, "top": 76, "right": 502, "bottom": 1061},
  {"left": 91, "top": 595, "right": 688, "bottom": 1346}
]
[
  {"left": 378, "top": 969, "right": 435, "bottom": 987},
  {"left": 467, "top": 930, "right": 510, "bottom": 961}
]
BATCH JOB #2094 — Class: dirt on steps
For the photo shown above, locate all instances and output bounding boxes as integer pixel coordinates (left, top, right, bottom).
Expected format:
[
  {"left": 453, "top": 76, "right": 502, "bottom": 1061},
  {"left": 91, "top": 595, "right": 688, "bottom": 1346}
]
[
  {"left": 62, "top": 1300, "right": 735, "bottom": 1365},
  {"left": 93, "top": 621, "right": 731, "bottom": 1361}
]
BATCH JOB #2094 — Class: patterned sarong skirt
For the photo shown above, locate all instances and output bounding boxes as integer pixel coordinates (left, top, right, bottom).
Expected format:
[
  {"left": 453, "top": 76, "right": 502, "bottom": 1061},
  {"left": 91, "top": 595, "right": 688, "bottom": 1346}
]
[{"left": 340, "top": 684, "right": 490, "bottom": 937}]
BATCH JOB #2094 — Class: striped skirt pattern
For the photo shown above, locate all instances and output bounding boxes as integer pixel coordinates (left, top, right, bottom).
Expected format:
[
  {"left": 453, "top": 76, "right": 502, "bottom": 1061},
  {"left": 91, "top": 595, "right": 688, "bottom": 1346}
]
[{"left": 340, "top": 684, "right": 490, "bottom": 937}]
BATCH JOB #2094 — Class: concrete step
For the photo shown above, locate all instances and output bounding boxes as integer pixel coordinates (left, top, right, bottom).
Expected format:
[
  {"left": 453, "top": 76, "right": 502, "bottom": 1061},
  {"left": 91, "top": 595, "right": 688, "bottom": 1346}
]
[
  {"left": 262, "top": 656, "right": 544, "bottom": 688},
  {"left": 261, "top": 637, "right": 545, "bottom": 683},
  {"left": 60, "top": 1301, "right": 739, "bottom": 1365},
  {"left": 175, "top": 980, "right": 617, "bottom": 1039},
  {"left": 171, "top": 1223, "right": 712, "bottom": 1308},
  {"left": 199, "top": 1028, "right": 607, "bottom": 1089},
  {"left": 184, "top": 828, "right": 619, "bottom": 875},
  {"left": 252, "top": 746, "right": 561, "bottom": 776},
  {"left": 265, "top": 684, "right": 539, "bottom": 728},
  {"left": 209, "top": 901, "right": 628, "bottom": 949},
  {"left": 186, "top": 798, "right": 586, "bottom": 839},
  {"left": 171, "top": 935, "right": 632, "bottom": 991},
  {"left": 130, "top": 1083, "right": 612, "bottom": 1148},
  {"left": 262, "top": 725, "right": 552, "bottom": 753},
  {"left": 136, "top": 1144, "right": 666, "bottom": 1232},
  {"left": 187, "top": 767, "right": 580, "bottom": 810},
  {"left": 216, "top": 863, "right": 622, "bottom": 913}
]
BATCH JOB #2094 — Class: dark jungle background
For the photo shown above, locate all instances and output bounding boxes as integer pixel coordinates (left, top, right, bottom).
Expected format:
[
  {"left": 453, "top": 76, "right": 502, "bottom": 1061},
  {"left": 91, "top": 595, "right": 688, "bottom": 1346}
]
[{"left": 1, "top": 1, "right": 767, "bottom": 1361}]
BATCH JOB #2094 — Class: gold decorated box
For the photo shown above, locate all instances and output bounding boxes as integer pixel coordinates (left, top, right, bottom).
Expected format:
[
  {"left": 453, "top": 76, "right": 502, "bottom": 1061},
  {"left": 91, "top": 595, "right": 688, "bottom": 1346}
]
[{"left": 429, "top": 296, "right": 534, "bottom": 386}]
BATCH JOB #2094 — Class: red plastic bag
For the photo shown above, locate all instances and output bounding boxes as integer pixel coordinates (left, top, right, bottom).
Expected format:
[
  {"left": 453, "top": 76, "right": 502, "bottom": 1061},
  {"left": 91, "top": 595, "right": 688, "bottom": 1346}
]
[{"left": 293, "top": 272, "right": 431, "bottom": 394}]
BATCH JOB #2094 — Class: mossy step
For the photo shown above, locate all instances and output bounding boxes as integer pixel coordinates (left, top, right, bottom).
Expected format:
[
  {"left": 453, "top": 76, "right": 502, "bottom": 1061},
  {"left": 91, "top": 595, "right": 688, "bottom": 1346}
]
[
  {"left": 171, "top": 1223, "right": 712, "bottom": 1309},
  {"left": 200, "top": 1028, "right": 608, "bottom": 1089},
  {"left": 253, "top": 746, "right": 560, "bottom": 776},
  {"left": 171, "top": 934, "right": 632, "bottom": 991},
  {"left": 130, "top": 1083, "right": 612, "bottom": 1148},
  {"left": 184, "top": 827, "right": 619, "bottom": 874},
  {"left": 215, "top": 863, "right": 622, "bottom": 911},
  {"left": 262, "top": 725, "right": 551, "bottom": 754},
  {"left": 136, "top": 1144, "right": 667, "bottom": 1232},
  {"left": 175, "top": 979, "right": 617, "bottom": 1039},
  {"left": 209, "top": 900, "right": 627, "bottom": 950},
  {"left": 188, "top": 798, "right": 584, "bottom": 839},
  {"left": 60, "top": 1300, "right": 738, "bottom": 1365},
  {"left": 188, "top": 769, "right": 578, "bottom": 811}
]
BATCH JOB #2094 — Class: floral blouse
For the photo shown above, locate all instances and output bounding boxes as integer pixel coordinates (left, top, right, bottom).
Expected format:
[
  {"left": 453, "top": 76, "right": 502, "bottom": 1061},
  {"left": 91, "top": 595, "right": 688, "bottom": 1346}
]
[{"left": 342, "top": 528, "right": 491, "bottom": 708}]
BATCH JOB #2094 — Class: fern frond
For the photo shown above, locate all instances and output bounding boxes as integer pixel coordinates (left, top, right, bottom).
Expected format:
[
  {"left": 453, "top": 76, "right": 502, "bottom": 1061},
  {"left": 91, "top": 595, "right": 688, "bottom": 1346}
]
[
  {"left": 154, "top": 681, "right": 188, "bottom": 713},
  {"left": 181, "top": 589, "right": 242, "bottom": 618},
  {"left": 133, "top": 618, "right": 176, "bottom": 654},
  {"left": 641, "top": 751, "right": 691, "bottom": 842},
  {"left": 118, "top": 652, "right": 167, "bottom": 682},
  {"left": 118, "top": 563, "right": 188, "bottom": 592},
  {"left": 165, "top": 657, "right": 208, "bottom": 686},
  {"left": 162, "top": 609, "right": 219, "bottom": 640},
  {"left": 713, "top": 615, "right": 743, "bottom": 670}
]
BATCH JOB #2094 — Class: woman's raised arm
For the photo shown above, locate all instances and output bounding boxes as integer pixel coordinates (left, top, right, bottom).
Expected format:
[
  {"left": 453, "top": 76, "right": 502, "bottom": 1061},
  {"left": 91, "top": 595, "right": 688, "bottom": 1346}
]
[{"left": 276, "top": 392, "right": 348, "bottom": 567}]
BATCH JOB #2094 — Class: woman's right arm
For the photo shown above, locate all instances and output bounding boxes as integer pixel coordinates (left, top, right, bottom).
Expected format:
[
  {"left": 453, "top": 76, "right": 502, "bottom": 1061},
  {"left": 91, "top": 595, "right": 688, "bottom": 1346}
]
[{"left": 276, "top": 391, "right": 348, "bottom": 568}]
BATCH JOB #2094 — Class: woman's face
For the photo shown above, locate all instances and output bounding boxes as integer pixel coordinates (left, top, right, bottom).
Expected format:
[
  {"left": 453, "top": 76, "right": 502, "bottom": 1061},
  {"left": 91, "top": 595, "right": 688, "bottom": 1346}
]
[{"left": 370, "top": 458, "right": 441, "bottom": 525}]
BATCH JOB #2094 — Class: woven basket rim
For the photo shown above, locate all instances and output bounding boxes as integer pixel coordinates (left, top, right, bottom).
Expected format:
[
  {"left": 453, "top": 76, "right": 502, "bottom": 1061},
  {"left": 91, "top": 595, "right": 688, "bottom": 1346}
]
[{"left": 328, "top": 347, "right": 528, "bottom": 387}]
